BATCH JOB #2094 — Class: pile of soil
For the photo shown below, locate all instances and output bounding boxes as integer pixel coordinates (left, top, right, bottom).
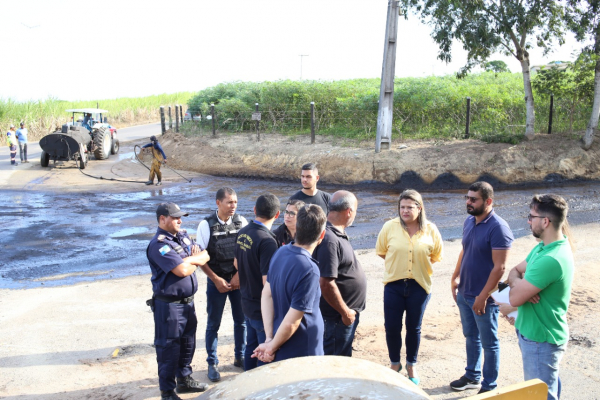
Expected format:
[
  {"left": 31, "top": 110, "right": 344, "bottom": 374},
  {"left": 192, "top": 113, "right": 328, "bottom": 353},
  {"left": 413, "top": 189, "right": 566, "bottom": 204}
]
[{"left": 160, "top": 130, "right": 600, "bottom": 188}]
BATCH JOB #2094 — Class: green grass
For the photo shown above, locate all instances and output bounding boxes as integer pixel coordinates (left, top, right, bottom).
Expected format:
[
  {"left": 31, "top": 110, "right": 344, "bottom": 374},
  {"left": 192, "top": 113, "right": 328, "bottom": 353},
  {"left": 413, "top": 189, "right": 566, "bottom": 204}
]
[{"left": 0, "top": 92, "right": 194, "bottom": 142}]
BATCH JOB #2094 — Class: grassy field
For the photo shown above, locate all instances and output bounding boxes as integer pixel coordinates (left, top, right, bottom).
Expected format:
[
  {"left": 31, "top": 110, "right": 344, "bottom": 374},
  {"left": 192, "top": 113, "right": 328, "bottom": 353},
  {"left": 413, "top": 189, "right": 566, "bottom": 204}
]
[
  {"left": 3, "top": 73, "right": 593, "bottom": 145},
  {"left": 0, "top": 92, "right": 194, "bottom": 142}
]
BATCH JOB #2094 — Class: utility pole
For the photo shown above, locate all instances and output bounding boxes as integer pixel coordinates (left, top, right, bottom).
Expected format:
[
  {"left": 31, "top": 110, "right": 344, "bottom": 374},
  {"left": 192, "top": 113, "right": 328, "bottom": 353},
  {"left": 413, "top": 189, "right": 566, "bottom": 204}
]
[
  {"left": 299, "top": 54, "right": 309, "bottom": 80},
  {"left": 375, "top": 1, "right": 400, "bottom": 152}
]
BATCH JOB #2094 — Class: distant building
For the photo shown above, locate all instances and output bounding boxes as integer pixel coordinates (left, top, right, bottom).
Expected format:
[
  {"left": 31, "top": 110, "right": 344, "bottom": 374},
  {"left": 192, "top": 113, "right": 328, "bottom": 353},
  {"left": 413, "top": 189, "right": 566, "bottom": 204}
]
[{"left": 530, "top": 61, "right": 571, "bottom": 75}]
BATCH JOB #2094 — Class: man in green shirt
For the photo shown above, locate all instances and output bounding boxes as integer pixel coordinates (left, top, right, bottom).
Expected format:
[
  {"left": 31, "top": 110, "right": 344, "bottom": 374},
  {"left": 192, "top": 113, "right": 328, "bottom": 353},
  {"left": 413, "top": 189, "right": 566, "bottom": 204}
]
[{"left": 507, "top": 194, "right": 574, "bottom": 400}]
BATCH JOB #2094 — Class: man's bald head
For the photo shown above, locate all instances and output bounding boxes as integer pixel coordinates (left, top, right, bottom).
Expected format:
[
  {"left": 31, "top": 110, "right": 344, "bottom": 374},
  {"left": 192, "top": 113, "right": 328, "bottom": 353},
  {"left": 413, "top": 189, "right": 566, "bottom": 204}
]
[{"left": 328, "top": 190, "right": 358, "bottom": 228}]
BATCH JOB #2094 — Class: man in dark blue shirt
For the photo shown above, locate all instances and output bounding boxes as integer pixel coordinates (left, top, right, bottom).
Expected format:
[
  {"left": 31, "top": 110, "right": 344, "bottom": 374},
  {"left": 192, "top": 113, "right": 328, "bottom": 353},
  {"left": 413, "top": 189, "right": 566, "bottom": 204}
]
[
  {"left": 147, "top": 202, "right": 210, "bottom": 400},
  {"left": 252, "top": 204, "right": 327, "bottom": 363},
  {"left": 450, "top": 182, "right": 514, "bottom": 394},
  {"left": 235, "top": 193, "right": 280, "bottom": 370}
]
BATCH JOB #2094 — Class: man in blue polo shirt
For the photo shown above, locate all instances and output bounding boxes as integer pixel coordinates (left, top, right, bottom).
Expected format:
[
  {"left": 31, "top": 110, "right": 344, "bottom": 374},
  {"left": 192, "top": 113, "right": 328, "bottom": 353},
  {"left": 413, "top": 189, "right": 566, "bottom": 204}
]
[
  {"left": 252, "top": 204, "right": 327, "bottom": 363},
  {"left": 450, "top": 182, "right": 514, "bottom": 394},
  {"left": 235, "top": 193, "right": 281, "bottom": 370},
  {"left": 147, "top": 202, "right": 210, "bottom": 400}
]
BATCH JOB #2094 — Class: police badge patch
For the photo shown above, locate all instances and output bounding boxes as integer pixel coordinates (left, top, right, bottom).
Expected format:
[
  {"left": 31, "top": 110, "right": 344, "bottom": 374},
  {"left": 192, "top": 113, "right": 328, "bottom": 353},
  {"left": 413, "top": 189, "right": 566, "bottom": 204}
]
[
  {"left": 183, "top": 237, "right": 191, "bottom": 245},
  {"left": 159, "top": 245, "right": 171, "bottom": 256}
]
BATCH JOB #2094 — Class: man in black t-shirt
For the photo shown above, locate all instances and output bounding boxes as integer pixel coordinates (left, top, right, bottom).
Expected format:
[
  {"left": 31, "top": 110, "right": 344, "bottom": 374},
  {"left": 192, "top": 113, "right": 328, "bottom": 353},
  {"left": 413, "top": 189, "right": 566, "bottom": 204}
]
[
  {"left": 289, "top": 162, "right": 331, "bottom": 213},
  {"left": 234, "top": 193, "right": 280, "bottom": 371},
  {"left": 313, "top": 190, "right": 367, "bottom": 357}
]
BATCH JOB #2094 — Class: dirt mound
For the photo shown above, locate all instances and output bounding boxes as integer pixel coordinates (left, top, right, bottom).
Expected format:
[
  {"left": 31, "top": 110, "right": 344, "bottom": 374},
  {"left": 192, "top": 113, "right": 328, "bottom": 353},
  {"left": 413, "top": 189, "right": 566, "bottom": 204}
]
[{"left": 158, "top": 130, "right": 600, "bottom": 188}]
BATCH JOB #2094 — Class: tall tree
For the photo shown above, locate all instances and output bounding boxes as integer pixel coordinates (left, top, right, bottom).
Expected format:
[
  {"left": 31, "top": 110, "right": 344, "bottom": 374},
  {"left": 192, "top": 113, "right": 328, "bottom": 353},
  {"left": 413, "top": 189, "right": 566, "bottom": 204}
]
[
  {"left": 399, "top": 0, "right": 565, "bottom": 140},
  {"left": 566, "top": 0, "right": 600, "bottom": 149}
]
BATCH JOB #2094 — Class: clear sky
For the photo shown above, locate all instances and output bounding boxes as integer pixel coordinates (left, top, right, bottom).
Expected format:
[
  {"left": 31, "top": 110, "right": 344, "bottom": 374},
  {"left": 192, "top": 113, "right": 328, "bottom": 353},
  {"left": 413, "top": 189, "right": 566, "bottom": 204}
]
[{"left": 0, "top": 0, "right": 584, "bottom": 102}]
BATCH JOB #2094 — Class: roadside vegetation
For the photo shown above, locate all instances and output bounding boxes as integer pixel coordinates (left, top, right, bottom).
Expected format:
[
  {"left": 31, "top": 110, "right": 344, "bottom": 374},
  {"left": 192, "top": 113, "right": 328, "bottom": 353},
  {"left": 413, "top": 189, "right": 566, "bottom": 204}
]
[
  {"left": 185, "top": 72, "right": 591, "bottom": 144},
  {"left": 0, "top": 92, "right": 193, "bottom": 142}
]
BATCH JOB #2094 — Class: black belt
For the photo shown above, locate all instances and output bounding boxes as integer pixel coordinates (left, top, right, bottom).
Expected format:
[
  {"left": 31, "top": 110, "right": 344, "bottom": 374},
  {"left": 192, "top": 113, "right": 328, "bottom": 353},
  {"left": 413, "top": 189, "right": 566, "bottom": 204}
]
[{"left": 155, "top": 294, "right": 194, "bottom": 304}]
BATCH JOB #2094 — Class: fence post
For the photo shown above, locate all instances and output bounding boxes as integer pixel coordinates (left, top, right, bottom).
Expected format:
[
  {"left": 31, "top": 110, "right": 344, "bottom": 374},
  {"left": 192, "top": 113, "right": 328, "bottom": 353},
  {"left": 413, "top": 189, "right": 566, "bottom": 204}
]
[
  {"left": 310, "top": 102, "right": 315, "bottom": 144},
  {"left": 255, "top": 103, "right": 260, "bottom": 141},
  {"left": 175, "top": 105, "right": 180, "bottom": 133},
  {"left": 160, "top": 106, "right": 166, "bottom": 135},
  {"left": 548, "top": 94, "right": 554, "bottom": 134},
  {"left": 465, "top": 97, "right": 471, "bottom": 139},
  {"left": 180, "top": 105, "right": 183, "bottom": 125},
  {"left": 168, "top": 106, "right": 172, "bottom": 130},
  {"left": 211, "top": 103, "right": 216, "bottom": 136}
]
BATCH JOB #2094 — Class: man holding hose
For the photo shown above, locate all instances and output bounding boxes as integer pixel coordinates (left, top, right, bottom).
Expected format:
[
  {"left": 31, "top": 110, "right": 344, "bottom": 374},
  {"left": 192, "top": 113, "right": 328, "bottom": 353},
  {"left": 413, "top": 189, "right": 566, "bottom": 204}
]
[{"left": 143, "top": 135, "right": 167, "bottom": 186}]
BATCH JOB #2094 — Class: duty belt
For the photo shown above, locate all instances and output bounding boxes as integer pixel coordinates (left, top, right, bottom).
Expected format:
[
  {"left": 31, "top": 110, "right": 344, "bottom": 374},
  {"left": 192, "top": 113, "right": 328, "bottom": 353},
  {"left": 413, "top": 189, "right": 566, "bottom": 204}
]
[{"left": 155, "top": 294, "right": 195, "bottom": 304}]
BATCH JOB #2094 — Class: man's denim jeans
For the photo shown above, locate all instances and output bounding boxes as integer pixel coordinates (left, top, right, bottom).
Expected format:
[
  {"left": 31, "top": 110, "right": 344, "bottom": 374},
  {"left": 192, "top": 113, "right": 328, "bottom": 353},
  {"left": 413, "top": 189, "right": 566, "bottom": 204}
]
[
  {"left": 517, "top": 329, "right": 565, "bottom": 400},
  {"left": 205, "top": 277, "right": 246, "bottom": 366},
  {"left": 244, "top": 317, "right": 266, "bottom": 370},
  {"left": 456, "top": 292, "right": 500, "bottom": 390},
  {"left": 323, "top": 313, "right": 360, "bottom": 356}
]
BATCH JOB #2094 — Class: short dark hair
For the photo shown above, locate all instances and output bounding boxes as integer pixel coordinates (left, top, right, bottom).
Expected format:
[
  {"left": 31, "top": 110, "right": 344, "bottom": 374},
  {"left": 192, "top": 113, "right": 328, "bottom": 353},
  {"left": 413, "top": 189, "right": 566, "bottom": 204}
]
[
  {"left": 295, "top": 204, "right": 326, "bottom": 246},
  {"left": 216, "top": 187, "right": 236, "bottom": 201},
  {"left": 530, "top": 194, "right": 568, "bottom": 230},
  {"left": 468, "top": 181, "right": 494, "bottom": 201},
  {"left": 301, "top": 162, "right": 317, "bottom": 172},
  {"left": 286, "top": 199, "right": 305, "bottom": 209},
  {"left": 255, "top": 193, "right": 280, "bottom": 219}
]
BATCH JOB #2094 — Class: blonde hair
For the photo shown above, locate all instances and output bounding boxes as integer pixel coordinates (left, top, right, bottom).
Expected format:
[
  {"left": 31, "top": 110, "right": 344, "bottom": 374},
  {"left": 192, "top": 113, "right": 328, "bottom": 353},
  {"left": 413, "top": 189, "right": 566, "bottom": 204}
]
[{"left": 398, "top": 189, "right": 427, "bottom": 232}]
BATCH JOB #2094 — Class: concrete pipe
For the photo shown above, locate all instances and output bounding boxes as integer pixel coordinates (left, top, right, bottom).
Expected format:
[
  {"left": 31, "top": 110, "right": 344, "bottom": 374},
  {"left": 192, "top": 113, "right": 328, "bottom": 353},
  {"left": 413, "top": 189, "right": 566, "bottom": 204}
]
[{"left": 196, "top": 355, "right": 430, "bottom": 400}]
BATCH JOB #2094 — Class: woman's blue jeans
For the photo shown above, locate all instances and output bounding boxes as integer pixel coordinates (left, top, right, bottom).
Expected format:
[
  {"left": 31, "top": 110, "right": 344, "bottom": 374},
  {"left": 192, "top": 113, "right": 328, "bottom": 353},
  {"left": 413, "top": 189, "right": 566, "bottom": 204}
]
[{"left": 384, "top": 279, "right": 430, "bottom": 365}]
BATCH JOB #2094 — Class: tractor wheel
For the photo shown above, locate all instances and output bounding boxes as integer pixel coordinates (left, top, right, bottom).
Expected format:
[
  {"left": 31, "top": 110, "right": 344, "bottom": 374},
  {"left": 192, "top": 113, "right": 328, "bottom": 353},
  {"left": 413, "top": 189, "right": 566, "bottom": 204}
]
[
  {"left": 40, "top": 150, "right": 50, "bottom": 167},
  {"left": 93, "top": 127, "right": 111, "bottom": 160},
  {"left": 111, "top": 138, "right": 120, "bottom": 155}
]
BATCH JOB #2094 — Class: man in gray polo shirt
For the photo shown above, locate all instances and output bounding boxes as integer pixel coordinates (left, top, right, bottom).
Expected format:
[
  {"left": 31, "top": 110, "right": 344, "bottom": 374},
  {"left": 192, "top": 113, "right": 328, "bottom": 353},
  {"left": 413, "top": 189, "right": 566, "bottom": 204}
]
[{"left": 313, "top": 190, "right": 367, "bottom": 356}]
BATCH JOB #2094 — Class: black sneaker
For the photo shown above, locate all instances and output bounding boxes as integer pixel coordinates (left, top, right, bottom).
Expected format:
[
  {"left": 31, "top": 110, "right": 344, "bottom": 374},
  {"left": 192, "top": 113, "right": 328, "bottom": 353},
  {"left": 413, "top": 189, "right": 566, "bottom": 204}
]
[
  {"left": 450, "top": 375, "right": 481, "bottom": 391},
  {"left": 207, "top": 364, "right": 221, "bottom": 382},
  {"left": 233, "top": 357, "right": 244, "bottom": 369},
  {"left": 478, "top": 387, "right": 491, "bottom": 394},
  {"left": 145, "top": 180, "right": 153, "bottom": 185},
  {"left": 160, "top": 390, "right": 182, "bottom": 400},
  {"left": 176, "top": 375, "right": 208, "bottom": 393}
]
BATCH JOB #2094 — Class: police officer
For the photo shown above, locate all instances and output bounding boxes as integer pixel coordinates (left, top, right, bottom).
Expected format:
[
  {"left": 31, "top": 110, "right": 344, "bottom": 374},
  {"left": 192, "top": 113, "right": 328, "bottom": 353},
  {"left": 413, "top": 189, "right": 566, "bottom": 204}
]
[
  {"left": 147, "top": 202, "right": 210, "bottom": 400},
  {"left": 143, "top": 135, "right": 167, "bottom": 186},
  {"left": 196, "top": 187, "right": 247, "bottom": 382}
]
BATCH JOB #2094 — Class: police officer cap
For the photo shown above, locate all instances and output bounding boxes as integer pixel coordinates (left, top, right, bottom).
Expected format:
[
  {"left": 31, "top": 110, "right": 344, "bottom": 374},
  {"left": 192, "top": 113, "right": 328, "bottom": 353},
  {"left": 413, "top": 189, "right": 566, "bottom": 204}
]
[
  {"left": 156, "top": 202, "right": 189, "bottom": 219},
  {"left": 150, "top": 135, "right": 157, "bottom": 142}
]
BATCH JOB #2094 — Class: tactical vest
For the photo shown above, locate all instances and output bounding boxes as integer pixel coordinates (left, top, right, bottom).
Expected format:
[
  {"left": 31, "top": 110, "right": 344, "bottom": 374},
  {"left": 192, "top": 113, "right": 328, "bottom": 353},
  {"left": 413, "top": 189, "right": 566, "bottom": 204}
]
[{"left": 205, "top": 212, "right": 244, "bottom": 279}]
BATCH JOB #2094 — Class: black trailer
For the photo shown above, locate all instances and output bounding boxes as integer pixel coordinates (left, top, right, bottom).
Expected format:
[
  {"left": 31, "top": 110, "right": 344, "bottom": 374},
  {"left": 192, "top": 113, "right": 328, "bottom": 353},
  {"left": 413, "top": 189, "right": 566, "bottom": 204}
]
[{"left": 39, "top": 125, "right": 92, "bottom": 169}]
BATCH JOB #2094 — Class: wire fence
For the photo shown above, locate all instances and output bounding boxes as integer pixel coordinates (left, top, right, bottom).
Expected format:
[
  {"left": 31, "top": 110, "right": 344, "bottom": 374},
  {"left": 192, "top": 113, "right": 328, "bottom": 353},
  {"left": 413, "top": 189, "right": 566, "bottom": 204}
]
[{"left": 177, "top": 99, "right": 591, "bottom": 144}]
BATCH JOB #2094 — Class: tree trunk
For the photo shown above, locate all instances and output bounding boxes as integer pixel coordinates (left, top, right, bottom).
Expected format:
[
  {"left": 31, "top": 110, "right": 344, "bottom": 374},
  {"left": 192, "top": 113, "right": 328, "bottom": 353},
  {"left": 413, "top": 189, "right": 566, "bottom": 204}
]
[
  {"left": 582, "top": 57, "right": 600, "bottom": 150},
  {"left": 520, "top": 57, "right": 536, "bottom": 140}
]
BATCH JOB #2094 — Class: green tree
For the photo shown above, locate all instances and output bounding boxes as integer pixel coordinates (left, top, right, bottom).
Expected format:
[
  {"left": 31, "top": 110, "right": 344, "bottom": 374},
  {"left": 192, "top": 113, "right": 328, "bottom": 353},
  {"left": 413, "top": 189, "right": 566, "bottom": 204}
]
[
  {"left": 566, "top": 0, "right": 600, "bottom": 149},
  {"left": 399, "top": 0, "right": 566, "bottom": 139},
  {"left": 533, "top": 56, "right": 594, "bottom": 132},
  {"left": 484, "top": 60, "right": 509, "bottom": 73}
]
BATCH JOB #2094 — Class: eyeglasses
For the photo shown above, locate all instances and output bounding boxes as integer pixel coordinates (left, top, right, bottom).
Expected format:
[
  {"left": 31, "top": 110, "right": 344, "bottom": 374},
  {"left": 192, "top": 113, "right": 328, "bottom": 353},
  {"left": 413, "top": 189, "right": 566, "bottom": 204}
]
[
  {"left": 284, "top": 210, "right": 297, "bottom": 217},
  {"left": 528, "top": 214, "right": 550, "bottom": 222},
  {"left": 464, "top": 195, "right": 481, "bottom": 203}
]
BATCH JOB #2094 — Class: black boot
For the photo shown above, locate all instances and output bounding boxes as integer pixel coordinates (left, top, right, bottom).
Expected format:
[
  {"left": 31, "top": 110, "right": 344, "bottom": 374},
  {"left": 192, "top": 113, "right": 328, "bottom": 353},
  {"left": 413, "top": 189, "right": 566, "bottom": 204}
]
[
  {"left": 160, "top": 389, "right": 182, "bottom": 400},
  {"left": 145, "top": 180, "right": 153, "bottom": 185},
  {"left": 176, "top": 375, "right": 209, "bottom": 393}
]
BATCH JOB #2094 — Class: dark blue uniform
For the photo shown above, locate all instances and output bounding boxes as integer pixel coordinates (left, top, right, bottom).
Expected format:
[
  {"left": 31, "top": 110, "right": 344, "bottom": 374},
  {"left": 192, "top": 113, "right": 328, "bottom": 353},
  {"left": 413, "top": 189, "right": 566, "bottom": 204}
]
[{"left": 147, "top": 227, "right": 198, "bottom": 392}]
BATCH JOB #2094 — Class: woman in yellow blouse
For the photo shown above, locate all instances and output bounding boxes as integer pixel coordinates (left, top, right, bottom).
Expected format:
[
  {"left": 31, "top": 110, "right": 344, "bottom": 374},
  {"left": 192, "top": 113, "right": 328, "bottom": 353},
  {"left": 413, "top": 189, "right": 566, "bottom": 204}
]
[{"left": 376, "top": 189, "right": 443, "bottom": 385}]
